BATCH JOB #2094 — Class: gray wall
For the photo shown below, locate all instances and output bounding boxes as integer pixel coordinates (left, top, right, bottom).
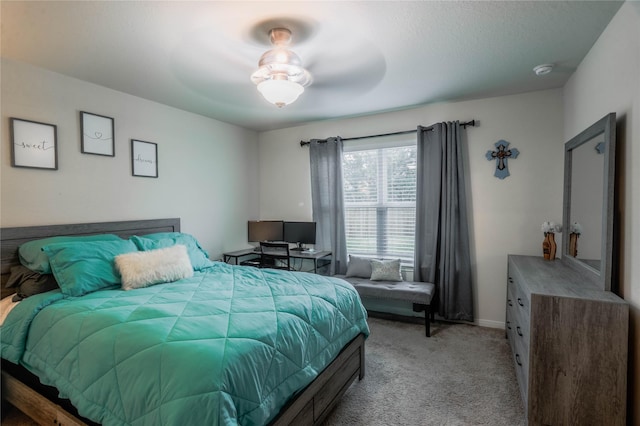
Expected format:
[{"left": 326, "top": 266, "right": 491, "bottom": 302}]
[{"left": 1, "top": 58, "right": 260, "bottom": 259}]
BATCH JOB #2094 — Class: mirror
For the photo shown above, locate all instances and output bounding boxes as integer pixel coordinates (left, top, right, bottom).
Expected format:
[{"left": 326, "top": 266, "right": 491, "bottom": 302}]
[
  {"left": 569, "top": 134, "right": 605, "bottom": 268},
  {"left": 562, "top": 113, "right": 616, "bottom": 291}
]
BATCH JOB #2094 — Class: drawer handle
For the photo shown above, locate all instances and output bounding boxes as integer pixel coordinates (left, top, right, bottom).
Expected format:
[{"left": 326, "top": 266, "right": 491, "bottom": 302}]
[
  {"left": 506, "top": 321, "right": 511, "bottom": 330},
  {"left": 508, "top": 299, "right": 513, "bottom": 307},
  {"left": 517, "top": 298, "right": 524, "bottom": 307},
  {"left": 516, "top": 326, "right": 523, "bottom": 336},
  {"left": 516, "top": 354, "right": 522, "bottom": 366}
]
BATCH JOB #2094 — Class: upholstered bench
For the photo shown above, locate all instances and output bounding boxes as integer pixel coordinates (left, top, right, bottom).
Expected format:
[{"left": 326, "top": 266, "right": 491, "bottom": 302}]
[{"left": 335, "top": 275, "right": 436, "bottom": 337}]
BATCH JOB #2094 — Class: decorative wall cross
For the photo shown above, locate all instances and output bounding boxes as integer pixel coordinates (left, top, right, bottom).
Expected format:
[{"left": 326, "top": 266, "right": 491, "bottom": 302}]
[{"left": 486, "top": 140, "right": 519, "bottom": 179}]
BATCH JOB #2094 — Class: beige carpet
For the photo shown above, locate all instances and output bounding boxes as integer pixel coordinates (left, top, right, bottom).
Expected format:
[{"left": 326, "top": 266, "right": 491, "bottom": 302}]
[
  {"left": 1, "top": 318, "right": 525, "bottom": 426},
  {"left": 323, "top": 317, "right": 526, "bottom": 426}
]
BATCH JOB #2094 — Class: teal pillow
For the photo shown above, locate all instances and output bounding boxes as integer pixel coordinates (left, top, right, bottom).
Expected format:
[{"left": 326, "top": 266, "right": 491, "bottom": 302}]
[
  {"left": 43, "top": 240, "right": 138, "bottom": 297},
  {"left": 130, "top": 232, "right": 214, "bottom": 271},
  {"left": 19, "top": 234, "right": 123, "bottom": 274}
]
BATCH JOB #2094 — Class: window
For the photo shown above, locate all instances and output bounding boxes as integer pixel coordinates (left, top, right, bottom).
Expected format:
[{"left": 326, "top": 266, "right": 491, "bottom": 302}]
[{"left": 343, "top": 137, "right": 417, "bottom": 264}]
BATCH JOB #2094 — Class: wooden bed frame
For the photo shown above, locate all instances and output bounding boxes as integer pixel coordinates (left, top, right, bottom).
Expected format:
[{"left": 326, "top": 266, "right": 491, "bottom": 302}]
[{"left": 0, "top": 218, "right": 366, "bottom": 426}]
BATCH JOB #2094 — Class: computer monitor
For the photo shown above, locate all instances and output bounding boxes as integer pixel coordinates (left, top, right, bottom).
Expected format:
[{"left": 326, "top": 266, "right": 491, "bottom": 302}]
[
  {"left": 248, "top": 220, "right": 284, "bottom": 242},
  {"left": 284, "top": 221, "right": 317, "bottom": 251}
]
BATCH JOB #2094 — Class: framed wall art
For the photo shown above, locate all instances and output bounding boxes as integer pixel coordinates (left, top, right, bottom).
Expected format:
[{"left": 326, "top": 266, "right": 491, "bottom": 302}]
[
  {"left": 131, "top": 139, "right": 158, "bottom": 178},
  {"left": 10, "top": 117, "right": 58, "bottom": 170},
  {"left": 81, "top": 111, "right": 114, "bottom": 156}
]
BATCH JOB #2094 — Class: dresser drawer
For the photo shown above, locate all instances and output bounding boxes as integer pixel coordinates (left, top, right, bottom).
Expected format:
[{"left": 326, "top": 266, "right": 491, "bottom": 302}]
[
  {"left": 512, "top": 332, "right": 529, "bottom": 407},
  {"left": 507, "top": 281, "right": 530, "bottom": 344},
  {"left": 506, "top": 277, "right": 530, "bottom": 407},
  {"left": 505, "top": 285, "right": 517, "bottom": 349},
  {"left": 507, "top": 273, "right": 530, "bottom": 314}
]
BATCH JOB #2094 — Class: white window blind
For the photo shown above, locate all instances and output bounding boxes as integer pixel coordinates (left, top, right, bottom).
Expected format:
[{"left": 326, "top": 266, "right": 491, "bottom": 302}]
[{"left": 343, "top": 136, "right": 417, "bottom": 264}]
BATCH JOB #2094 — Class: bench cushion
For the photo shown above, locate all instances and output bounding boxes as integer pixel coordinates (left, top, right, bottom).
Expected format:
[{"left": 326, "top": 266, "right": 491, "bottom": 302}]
[{"left": 335, "top": 275, "right": 435, "bottom": 305}]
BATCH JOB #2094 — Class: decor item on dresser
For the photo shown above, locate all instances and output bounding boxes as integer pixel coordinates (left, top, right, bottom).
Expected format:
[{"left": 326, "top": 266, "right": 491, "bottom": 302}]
[
  {"left": 568, "top": 221, "right": 582, "bottom": 257},
  {"left": 540, "top": 221, "right": 561, "bottom": 260},
  {"left": 10, "top": 118, "right": 57, "bottom": 170},
  {"left": 131, "top": 139, "right": 158, "bottom": 178},
  {"left": 506, "top": 113, "right": 626, "bottom": 424},
  {"left": 485, "top": 139, "right": 519, "bottom": 179},
  {"left": 80, "top": 111, "right": 114, "bottom": 156}
]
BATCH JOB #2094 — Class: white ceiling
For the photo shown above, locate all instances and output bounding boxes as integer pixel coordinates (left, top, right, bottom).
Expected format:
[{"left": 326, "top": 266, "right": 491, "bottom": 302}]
[{"left": 1, "top": 1, "right": 623, "bottom": 132}]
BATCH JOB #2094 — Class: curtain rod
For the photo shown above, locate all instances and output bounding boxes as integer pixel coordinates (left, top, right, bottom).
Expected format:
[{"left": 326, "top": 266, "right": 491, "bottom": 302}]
[{"left": 299, "top": 120, "right": 476, "bottom": 146}]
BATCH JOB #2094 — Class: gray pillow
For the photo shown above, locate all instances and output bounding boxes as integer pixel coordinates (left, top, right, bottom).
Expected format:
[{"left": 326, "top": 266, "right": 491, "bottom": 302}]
[
  {"left": 5, "top": 265, "right": 59, "bottom": 301},
  {"left": 345, "top": 255, "right": 372, "bottom": 278},
  {"left": 370, "top": 259, "right": 403, "bottom": 282}
]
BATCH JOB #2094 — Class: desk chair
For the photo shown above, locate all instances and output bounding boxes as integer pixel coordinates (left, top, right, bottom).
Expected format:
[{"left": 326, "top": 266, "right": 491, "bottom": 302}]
[{"left": 259, "top": 242, "right": 291, "bottom": 270}]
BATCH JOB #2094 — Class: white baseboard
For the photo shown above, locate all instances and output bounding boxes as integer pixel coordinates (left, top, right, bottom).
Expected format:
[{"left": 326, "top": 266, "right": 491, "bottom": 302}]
[
  {"left": 359, "top": 297, "right": 507, "bottom": 330},
  {"left": 434, "top": 317, "right": 505, "bottom": 329},
  {"left": 474, "top": 318, "right": 505, "bottom": 329}
]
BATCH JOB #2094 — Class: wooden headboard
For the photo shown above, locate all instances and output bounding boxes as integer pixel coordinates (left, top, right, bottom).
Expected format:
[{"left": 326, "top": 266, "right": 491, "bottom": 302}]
[{"left": 0, "top": 218, "right": 180, "bottom": 295}]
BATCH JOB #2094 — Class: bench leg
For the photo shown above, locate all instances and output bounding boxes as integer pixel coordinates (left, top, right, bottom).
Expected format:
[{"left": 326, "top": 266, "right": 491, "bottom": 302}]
[
  {"left": 413, "top": 303, "right": 432, "bottom": 338},
  {"left": 425, "top": 306, "right": 431, "bottom": 337}
]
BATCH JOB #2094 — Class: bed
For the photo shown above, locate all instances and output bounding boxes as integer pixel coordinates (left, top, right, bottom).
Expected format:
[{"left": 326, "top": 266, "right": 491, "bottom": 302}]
[{"left": 0, "top": 218, "right": 369, "bottom": 425}]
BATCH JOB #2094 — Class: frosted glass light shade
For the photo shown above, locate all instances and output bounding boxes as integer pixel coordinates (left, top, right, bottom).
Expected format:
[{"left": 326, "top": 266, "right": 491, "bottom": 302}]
[
  {"left": 257, "top": 79, "right": 304, "bottom": 108},
  {"left": 251, "top": 28, "right": 311, "bottom": 107}
]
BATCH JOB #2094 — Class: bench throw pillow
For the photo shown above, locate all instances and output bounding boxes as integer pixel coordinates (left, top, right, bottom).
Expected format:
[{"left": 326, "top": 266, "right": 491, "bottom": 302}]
[
  {"left": 345, "top": 255, "right": 373, "bottom": 278},
  {"left": 116, "top": 244, "right": 193, "bottom": 290},
  {"left": 370, "top": 259, "right": 403, "bottom": 282}
]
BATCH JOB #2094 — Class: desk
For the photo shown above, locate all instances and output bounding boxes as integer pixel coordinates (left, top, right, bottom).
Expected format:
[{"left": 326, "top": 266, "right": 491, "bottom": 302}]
[{"left": 223, "top": 248, "right": 332, "bottom": 274}]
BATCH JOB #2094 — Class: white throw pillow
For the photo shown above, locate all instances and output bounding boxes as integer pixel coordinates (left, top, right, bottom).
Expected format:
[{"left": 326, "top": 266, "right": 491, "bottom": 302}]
[
  {"left": 116, "top": 244, "right": 193, "bottom": 290},
  {"left": 370, "top": 259, "right": 403, "bottom": 282}
]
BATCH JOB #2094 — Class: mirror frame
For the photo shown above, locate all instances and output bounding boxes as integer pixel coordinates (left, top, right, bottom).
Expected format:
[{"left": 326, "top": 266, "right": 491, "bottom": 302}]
[{"left": 562, "top": 113, "right": 616, "bottom": 291}]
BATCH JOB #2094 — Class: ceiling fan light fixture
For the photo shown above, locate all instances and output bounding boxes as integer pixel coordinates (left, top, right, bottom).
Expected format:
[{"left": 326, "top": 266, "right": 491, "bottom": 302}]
[
  {"left": 251, "top": 28, "right": 311, "bottom": 107},
  {"left": 257, "top": 79, "right": 304, "bottom": 108}
]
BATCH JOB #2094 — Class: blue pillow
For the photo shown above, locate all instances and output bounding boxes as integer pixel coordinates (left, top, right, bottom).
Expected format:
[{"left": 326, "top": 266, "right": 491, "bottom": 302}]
[
  {"left": 43, "top": 240, "right": 138, "bottom": 297},
  {"left": 130, "top": 232, "right": 214, "bottom": 271},
  {"left": 19, "top": 234, "right": 123, "bottom": 274}
]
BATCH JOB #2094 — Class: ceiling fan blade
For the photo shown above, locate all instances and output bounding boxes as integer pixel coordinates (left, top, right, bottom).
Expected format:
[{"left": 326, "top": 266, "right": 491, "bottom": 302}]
[{"left": 305, "top": 46, "right": 386, "bottom": 95}]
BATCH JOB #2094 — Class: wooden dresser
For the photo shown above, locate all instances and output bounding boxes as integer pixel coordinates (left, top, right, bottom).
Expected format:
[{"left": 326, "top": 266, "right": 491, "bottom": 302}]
[{"left": 506, "top": 255, "right": 628, "bottom": 425}]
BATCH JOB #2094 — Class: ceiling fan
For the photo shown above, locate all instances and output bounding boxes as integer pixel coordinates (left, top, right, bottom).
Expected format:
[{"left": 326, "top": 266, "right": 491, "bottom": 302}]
[
  {"left": 250, "top": 28, "right": 312, "bottom": 108},
  {"left": 170, "top": 18, "right": 386, "bottom": 111}
]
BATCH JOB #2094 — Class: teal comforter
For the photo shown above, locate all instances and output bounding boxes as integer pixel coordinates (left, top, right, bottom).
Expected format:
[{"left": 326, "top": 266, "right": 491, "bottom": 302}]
[{"left": 1, "top": 262, "right": 369, "bottom": 425}]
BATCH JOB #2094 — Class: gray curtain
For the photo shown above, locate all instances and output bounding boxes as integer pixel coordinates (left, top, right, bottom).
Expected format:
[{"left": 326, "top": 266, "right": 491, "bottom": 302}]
[
  {"left": 309, "top": 137, "right": 348, "bottom": 275},
  {"left": 414, "top": 122, "right": 473, "bottom": 321}
]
